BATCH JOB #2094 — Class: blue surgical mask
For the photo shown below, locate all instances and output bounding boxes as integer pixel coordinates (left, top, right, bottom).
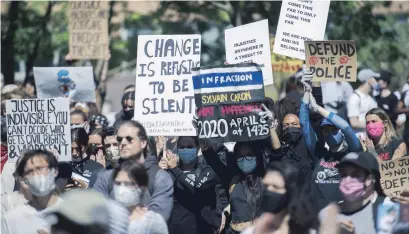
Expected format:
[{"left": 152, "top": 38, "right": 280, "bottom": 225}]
[
  {"left": 371, "top": 83, "right": 381, "bottom": 92},
  {"left": 237, "top": 156, "right": 257, "bottom": 174},
  {"left": 177, "top": 148, "right": 197, "bottom": 164},
  {"left": 324, "top": 130, "right": 344, "bottom": 148}
]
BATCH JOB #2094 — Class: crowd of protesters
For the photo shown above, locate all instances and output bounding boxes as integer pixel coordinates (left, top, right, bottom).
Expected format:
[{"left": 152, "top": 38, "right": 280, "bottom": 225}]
[{"left": 1, "top": 60, "right": 409, "bottom": 234}]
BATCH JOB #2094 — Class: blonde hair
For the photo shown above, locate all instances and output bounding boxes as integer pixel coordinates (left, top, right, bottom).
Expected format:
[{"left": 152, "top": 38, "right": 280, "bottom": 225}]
[{"left": 365, "top": 108, "right": 397, "bottom": 143}]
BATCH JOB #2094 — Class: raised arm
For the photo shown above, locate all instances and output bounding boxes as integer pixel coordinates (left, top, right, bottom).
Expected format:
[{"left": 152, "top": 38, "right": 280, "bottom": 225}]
[
  {"left": 313, "top": 100, "right": 362, "bottom": 152},
  {"left": 299, "top": 93, "right": 318, "bottom": 157},
  {"left": 201, "top": 146, "right": 234, "bottom": 187}
]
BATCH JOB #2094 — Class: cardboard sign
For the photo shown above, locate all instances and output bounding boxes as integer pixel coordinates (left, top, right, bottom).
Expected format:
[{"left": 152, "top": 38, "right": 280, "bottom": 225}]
[
  {"left": 33, "top": 67, "right": 96, "bottom": 102},
  {"left": 273, "top": 0, "right": 330, "bottom": 60},
  {"left": 68, "top": 1, "right": 109, "bottom": 59},
  {"left": 6, "top": 98, "right": 71, "bottom": 162},
  {"left": 305, "top": 41, "right": 357, "bottom": 82},
  {"left": 225, "top": 20, "right": 274, "bottom": 85},
  {"left": 192, "top": 64, "right": 269, "bottom": 144},
  {"left": 380, "top": 157, "right": 409, "bottom": 196},
  {"left": 134, "top": 35, "right": 201, "bottom": 136}
]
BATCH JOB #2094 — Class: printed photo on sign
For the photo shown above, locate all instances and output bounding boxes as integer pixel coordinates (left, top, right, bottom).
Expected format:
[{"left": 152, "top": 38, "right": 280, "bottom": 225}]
[
  {"left": 6, "top": 98, "right": 72, "bottom": 162},
  {"left": 379, "top": 157, "right": 409, "bottom": 197},
  {"left": 192, "top": 64, "right": 269, "bottom": 145},
  {"left": 134, "top": 34, "right": 201, "bottom": 136},
  {"left": 225, "top": 19, "right": 274, "bottom": 85},
  {"left": 273, "top": 0, "right": 330, "bottom": 60},
  {"left": 33, "top": 67, "right": 96, "bottom": 103},
  {"left": 305, "top": 41, "right": 357, "bottom": 82},
  {"left": 376, "top": 203, "right": 400, "bottom": 234},
  {"left": 68, "top": 1, "right": 109, "bottom": 59}
]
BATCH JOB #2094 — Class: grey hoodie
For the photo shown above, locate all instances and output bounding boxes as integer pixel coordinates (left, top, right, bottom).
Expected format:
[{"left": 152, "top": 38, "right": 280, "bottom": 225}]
[{"left": 91, "top": 155, "right": 174, "bottom": 221}]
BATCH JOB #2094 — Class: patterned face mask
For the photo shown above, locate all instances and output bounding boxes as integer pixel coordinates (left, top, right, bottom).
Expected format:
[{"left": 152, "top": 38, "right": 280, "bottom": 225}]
[
  {"left": 113, "top": 184, "right": 142, "bottom": 207},
  {"left": 25, "top": 169, "right": 56, "bottom": 197}
]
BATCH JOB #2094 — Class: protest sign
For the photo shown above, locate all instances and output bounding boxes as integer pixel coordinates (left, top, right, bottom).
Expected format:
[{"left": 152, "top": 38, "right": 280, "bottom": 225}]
[
  {"left": 192, "top": 64, "right": 269, "bottom": 145},
  {"left": 376, "top": 202, "right": 401, "bottom": 234},
  {"left": 6, "top": 98, "right": 71, "bottom": 162},
  {"left": 270, "top": 37, "right": 304, "bottom": 74},
  {"left": 68, "top": 1, "right": 109, "bottom": 59},
  {"left": 225, "top": 20, "right": 274, "bottom": 85},
  {"left": 273, "top": 0, "right": 330, "bottom": 60},
  {"left": 134, "top": 35, "right": 201, "bottom": 136},
  {"left": 33, "top": 67, "right": 96, "bottom": 102},
  {"left": 305, "top": 41, "right": 357, "bottom": 82},
  {"left": 379, "top": 157, "right": 409, "bottom": 196}
]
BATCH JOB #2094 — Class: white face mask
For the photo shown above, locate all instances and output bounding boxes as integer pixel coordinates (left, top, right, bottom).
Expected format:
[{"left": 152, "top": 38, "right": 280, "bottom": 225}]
[
  {"left": 113, "top": 184, "right": 142, "bottom": 207},
  {"left": 25, "top": 169, "right": 56, "bottom": 197},
  {"left": 106, "top": 147, "right": 120, "bottom": 161}
]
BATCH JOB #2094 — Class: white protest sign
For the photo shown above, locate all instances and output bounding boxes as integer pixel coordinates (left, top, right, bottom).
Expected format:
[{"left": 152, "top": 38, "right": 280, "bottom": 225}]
[
  {"left": 134, "top": 35, "right": 201, "bottom": 136},
  {"left": 225, "top": 20, "right": 274, "bottom": 85},
  {"left": 33, "top": 67, "right": 96, "bottom": 103},
  {"left": 273, "top": 0, "right": 330, "bottom": 60},
  {"left": 6, "top": 98, "right": 71, "bottom": 162}
]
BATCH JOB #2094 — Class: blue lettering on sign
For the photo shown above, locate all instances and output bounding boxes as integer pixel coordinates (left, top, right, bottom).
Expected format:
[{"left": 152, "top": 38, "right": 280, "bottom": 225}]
[{"left": 192, "top": 71, "right": 263, "bottom": 89}]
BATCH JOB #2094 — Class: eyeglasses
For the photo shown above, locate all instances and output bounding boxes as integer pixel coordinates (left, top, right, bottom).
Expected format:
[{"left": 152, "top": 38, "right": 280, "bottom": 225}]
[
  {"left": 23, "top": 165, "right": 51, "bottom": 178},
  {"left": 116, "top": 136, "right": 137, "bottom": 144},
  {"left": 237, "top": 156, "right": 256, "bottom": 162}
]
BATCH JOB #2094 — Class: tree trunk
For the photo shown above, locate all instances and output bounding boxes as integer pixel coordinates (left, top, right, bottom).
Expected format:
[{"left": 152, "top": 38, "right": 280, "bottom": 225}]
[
  {"left": 1, "top": 2, "right": 20, "bottom": 85},
  {"left": 24, "top": 1, "right": 53, "bottom": 84}
]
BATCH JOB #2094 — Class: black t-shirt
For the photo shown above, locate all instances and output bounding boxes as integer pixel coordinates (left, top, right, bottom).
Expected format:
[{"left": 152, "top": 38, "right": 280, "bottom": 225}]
[
  {"left": 375, "top": 93, "right": 399, "bottom": 123},
  {"left": 311, "top": 155, "right": 343, "bottom": 210},
  {"left": 375, "top": 138, "right": 404, "bottom": 161},
  {"left": 71, "top": 159, "right": 105, "bottom": 186},
  {"left": 272, "top": 138, "right": 314, "bottom": 185}
]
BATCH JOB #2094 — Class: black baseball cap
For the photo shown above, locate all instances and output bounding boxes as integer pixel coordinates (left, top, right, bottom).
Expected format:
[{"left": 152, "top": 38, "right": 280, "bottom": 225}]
[
  {"left": 336, "top": 152, "right": 385, "bottom": 196},
  {"left": 378, "top": 70, "right": 392, "bottom": 85},
  {"left": 336, "top": 152, "right": 379, "bottom": 173}
]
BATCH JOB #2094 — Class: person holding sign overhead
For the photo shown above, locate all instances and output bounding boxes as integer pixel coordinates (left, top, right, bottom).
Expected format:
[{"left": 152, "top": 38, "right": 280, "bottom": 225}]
[
  {"left": 360, "top": 108, "right": 407, "bottom": 161},
  {"left": 299, "top": 72, "right": 362, "bottom": 210}
]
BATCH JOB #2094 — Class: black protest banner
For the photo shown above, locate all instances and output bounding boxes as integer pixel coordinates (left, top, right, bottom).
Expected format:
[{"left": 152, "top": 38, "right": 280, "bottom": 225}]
[
  {"left": 380, "top": 157, "right": 409, "bottom": 196},
  {"left": 305, "top": 40, "right": 357, "bottom": 82},
  {"left": 192, "top": 64, "right": 269, "bottom": 144},
  {"left": 6, "top": 98, "right": 72, "bottom": 162},
  {"left": 68, "top": 1, "right": 109, "bottom": 59}
]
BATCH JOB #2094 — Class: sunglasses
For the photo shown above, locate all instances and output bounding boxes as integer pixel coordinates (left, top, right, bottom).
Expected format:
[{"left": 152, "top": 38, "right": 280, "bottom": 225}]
[{"left": 116, "top": 136, "right": 136, "bottom": 143}]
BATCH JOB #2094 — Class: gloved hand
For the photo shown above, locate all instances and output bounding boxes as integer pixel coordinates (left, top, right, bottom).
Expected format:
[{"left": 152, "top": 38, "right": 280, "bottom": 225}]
[
  {"left": 309, "top": 92, "right": 319, "bottom": 113},
  {"left": 301, "top": 69, "right": 313, "bottom": 92},
  {"left": 258, "top": 104, "right": 278, "bottom": 129}
]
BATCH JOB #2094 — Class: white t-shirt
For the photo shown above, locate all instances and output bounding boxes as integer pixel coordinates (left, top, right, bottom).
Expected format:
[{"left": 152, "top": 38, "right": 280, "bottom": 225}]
[
  {"left": 322, "top": 82, "right": 354, "bottom": 113},
  {"left": 129, "top": 210, "right": 168, "bottom": 234},
  {"left": 1, "top": 197, "right": 62, "bottom": 234},
  {"left": 347, "top": 89, "right": 378, "bottom": 134}
]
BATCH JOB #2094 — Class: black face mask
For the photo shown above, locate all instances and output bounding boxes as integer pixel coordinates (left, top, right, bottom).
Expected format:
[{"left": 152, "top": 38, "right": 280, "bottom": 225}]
[
  {"left": 282, "top": 127, "right": 301, "bottom": 143},
  {"left": 261, "top": 189, "right": 289, "bottom": 214},
  {"left": 87, "top": 144, "right": 104, "bottom": 156},
  {"left": 123, "top": 108, "right": 134, "bottom": 120}
]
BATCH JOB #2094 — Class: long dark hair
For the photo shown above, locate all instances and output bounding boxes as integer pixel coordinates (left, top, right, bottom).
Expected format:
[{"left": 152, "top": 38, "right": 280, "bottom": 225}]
[
  {"left": 233, "top": 142, "right": 264, "bottom": 220},
  {"left": 266, "top": 162, "right": 318, "bottom": 234},
  {"left": 71, "top": 127, "right": 89, "bottom": 157},
  {"left": 113, "top": 159, "right": 148, "bottom": 188}
]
